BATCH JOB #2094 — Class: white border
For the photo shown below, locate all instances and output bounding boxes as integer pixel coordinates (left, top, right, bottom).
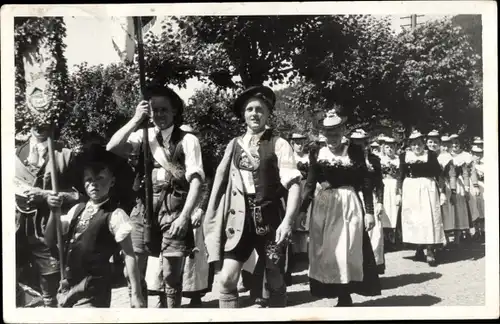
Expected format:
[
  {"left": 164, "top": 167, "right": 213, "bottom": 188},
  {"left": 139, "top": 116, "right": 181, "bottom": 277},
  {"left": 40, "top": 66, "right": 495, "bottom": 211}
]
[{"left": 1, "top": 2, "right": 498, "bottom": 322}]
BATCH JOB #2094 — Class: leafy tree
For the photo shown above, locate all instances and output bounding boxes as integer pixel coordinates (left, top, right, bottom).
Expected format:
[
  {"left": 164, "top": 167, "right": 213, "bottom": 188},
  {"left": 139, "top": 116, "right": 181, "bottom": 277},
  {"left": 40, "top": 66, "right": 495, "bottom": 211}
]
[
  {"left": 183, "top": 86, "right": 244, "bottom": 167},
  {"left": 394, "top": 18, "right": 482, "bottom": 136},
  {"left": 291, "top": 15, "right": 482, "bottom": 138},
  {"left": 292, "top": 16, "right": 403, "bottom": 126},
  {"left": 59, "top": 62, "right": 140, "bottom": 150},
  {"left": 157, "top": 16, "right": 336, "bottom": 88}
]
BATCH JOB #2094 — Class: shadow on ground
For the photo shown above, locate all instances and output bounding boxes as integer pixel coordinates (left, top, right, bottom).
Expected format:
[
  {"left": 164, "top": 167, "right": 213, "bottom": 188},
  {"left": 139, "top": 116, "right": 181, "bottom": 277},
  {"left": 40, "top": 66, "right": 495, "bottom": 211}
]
[
  {"left": 402, "top": 241, "right": 485, "bottom": 264},
  {"left": 438, "top": 242, "right": 485, "bottom": 264},
  {"left": 381, "top": 272, "right": 442, "bottom": 290},
  {"left": 286, "top": 289, "right": 321, "bottom": 307},
  {"left": 291, "top": 274, "right": 309, "bottom": 285},
  {"left": 355, "top": 294, "right": 442, "bottom": 307}
]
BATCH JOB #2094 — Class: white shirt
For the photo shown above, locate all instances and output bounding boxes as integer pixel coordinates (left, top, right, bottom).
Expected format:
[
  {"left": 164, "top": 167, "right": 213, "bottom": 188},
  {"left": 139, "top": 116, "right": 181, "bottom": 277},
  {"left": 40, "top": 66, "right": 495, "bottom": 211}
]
[
  {"left": 239, "top": 130, "right": 301, "bottom": 194},
  {"left": 28, "top": 137, "right": 48, "bottom": 167},
  {"left": 61, "top": 199, "right": 132, "bottom": 243},
  {"left": 127, "top": 125, "right": 205, "bottom": 182}
]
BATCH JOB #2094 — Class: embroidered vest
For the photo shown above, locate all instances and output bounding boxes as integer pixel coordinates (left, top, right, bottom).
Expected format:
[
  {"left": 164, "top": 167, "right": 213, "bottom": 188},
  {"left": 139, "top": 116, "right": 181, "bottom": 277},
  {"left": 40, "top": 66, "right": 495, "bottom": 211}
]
[
  {"left": 234, "top": 130, "right": 286, "bottom": 204},
  {"left": 64, "top": 202, "right": 118, "bottom": 284}
]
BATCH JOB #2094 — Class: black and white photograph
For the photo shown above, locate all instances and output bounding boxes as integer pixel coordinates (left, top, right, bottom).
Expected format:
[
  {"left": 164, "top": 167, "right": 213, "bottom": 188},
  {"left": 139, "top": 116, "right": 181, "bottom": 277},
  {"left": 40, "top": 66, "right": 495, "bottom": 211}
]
[{"left": 1, "top": 2, "right": 498, "bottom": 322}]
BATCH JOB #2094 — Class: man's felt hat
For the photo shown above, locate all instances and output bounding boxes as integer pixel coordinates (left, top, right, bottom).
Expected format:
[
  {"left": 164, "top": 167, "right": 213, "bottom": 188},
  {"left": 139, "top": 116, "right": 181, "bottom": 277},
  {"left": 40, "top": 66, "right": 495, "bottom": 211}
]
[{"left": 232, "top": 85, "right": 276, "bottom": 119}]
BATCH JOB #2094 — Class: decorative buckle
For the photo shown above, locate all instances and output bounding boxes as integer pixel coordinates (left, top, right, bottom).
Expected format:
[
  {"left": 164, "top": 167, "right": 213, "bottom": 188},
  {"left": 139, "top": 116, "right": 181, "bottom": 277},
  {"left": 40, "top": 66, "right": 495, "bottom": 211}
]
[{"left": 252, "top": 206, "right": 269, "bottom": 236}]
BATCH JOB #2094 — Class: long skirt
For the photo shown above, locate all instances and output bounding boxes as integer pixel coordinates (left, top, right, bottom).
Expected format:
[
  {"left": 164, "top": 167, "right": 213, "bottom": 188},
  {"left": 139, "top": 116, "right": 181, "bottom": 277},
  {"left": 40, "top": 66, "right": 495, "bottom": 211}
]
[
  {"left": 401, "top": 177, "right": 446, "bottom": 245},
  {"left": 441, "top": 179, "right": 455, "bottom": 232},
  {"left": 469, "top": 180, "right": 484, "bottom": 223},
  {"left": 442, "top": 176, "right": 471, "bottom": 231},
  {"left": 309, "top": 186, "right": 381, "bottom": 298},
  {"left": 358, "top": 192, "right": 385, "bottom": 267},
  {"left": 182, "top": 227, "right": 213, "bottom": 297}
]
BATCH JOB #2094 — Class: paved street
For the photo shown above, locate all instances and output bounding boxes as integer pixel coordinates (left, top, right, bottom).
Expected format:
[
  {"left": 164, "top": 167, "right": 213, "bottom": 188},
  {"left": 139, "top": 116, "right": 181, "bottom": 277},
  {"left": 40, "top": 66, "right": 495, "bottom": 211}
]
[{"left": 110, "top": 241, "right": 485, "bottom": 308}]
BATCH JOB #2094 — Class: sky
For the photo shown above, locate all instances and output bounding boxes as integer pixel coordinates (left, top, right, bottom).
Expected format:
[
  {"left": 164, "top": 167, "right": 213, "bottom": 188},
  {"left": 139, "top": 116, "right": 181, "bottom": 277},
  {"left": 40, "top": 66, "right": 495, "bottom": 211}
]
[{"left": 63, "top": 14, "right": 447, "bottom": 103}]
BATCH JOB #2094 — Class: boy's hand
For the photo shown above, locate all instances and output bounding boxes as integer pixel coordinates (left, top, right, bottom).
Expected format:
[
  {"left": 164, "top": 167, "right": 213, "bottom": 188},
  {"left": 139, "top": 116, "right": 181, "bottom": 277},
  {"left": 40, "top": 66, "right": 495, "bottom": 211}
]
[
  {"left": 47, "top": 192, "right": 63, "bottom": 209},
  {"left": 169, "top": 215, "right": 189, "bottom": 238},
  {"left": 275, "top": 219, "right": 292, "bottom": 246}
]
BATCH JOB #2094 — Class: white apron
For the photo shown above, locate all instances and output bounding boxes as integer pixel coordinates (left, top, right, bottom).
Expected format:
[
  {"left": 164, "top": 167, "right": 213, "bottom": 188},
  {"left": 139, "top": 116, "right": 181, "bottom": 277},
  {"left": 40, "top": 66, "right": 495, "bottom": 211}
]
[
  {"left": 309, "top": 186, "right": 364, "bottom": 284},
  {"left": 401, "top": 177, "right": 446, "bottom": 244}
]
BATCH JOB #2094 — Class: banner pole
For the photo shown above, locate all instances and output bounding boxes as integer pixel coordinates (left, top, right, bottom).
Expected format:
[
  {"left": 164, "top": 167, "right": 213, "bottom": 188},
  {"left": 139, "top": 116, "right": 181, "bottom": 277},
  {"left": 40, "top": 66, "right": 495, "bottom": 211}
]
[
  {"left": 133, "top": 17, "right": 154, "bottom": 252},
  {"left": 47, "top": 134, "right": 65, "bottom": 280}
]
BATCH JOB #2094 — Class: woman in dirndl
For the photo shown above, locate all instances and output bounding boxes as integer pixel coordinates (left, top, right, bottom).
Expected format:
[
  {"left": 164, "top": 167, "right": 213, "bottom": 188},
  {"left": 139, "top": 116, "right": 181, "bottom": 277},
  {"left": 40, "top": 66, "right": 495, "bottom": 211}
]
[
  {"left": 449, "top": 134, "right": 474, "bottom": 244},
  {"left": 379, "top": 136, "right": 402, "bottom": 251},
  {"left": 469, "top": 142, "right": 484, "bottom": 242},
  {"left": 349, "top": 129, "right": 385, "bottom": 274},
  {"left": 427, "top": 131, "right": 455, "bottom": 246},
  {"left": 300, "top": 108, "right": 381, "bottom": 307},
  {"left": 396, "top": 130, "right": 446, "bottom": 267}
]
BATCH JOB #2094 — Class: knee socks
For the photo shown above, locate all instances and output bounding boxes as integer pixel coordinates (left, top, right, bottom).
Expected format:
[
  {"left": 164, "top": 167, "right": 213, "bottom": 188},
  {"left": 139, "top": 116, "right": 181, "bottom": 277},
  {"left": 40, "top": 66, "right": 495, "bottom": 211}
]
[{"left": 219, "top": 290, "right": 239, "bottom": 308}]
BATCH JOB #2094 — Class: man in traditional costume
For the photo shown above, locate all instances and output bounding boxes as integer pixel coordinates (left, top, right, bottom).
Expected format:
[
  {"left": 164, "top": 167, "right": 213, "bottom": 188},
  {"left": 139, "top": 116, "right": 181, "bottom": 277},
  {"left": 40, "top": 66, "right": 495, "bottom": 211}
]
[{"left": 203, "top": 85, "right": 302, "bottom": 308}]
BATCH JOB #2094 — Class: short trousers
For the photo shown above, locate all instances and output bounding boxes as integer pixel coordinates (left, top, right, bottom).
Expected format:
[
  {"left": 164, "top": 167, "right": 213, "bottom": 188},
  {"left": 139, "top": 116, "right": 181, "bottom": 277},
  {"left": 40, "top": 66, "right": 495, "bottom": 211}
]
[{"left": 224, "top": 198, "right": 287, "bottom": 271}]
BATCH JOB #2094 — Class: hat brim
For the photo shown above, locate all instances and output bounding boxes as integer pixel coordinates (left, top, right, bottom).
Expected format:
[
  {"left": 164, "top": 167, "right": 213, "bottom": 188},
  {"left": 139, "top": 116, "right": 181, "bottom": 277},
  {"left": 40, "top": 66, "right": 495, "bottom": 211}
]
[
  {"left": 233, "top": 86, "right": 276, "bottom": 119},
  {"left": 322, "top": 116, "right": 347, "bottom": 130},
  {"left": 350, "top": 134, "right": 369, "bottom": 140},
  {"left": 145, "top": 85, "right": 184, "bottom": 117},
  {"left": 408, "top": 135, "right": 424, "bottom": 140}
]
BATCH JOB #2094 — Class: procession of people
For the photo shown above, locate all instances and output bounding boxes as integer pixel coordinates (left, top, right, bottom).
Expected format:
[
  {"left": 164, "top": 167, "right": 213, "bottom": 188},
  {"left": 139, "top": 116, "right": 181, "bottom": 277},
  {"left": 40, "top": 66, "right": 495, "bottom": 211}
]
[{"left": 15, "top": 84, "right": 486, "bottom": 308}]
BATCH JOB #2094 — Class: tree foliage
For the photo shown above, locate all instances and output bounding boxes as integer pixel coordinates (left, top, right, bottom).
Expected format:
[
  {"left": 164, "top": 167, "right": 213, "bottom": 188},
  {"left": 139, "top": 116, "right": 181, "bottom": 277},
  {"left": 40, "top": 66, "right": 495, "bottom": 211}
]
[
  {"left": 14, "top": 15, "right": 483, "bottom": 153},
  {"left": 183, "top": 86, "right": 244, "bottom": 167},
  {"left": 290, "top": 16, "right": 482, "bottom": 137},
  {"left": 58, "top": 63, "right": 140, "bottom": 150}
]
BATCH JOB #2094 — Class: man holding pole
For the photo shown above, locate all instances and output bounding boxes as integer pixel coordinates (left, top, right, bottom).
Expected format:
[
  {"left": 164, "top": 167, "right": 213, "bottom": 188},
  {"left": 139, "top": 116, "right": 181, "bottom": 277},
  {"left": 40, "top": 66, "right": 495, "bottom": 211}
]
[
  {"left": 107, "top": 84, "right": 205, "bottom": 308},
  {"left": 15, "top": 123, "right": 82, "bottom": 307}
]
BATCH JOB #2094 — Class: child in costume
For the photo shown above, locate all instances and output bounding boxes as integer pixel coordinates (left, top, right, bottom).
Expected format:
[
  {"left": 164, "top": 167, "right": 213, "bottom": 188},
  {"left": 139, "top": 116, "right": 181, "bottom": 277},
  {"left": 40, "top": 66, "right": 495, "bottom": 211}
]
[{"left": 44, "top": 144, "right": 146, "bottom": 308}]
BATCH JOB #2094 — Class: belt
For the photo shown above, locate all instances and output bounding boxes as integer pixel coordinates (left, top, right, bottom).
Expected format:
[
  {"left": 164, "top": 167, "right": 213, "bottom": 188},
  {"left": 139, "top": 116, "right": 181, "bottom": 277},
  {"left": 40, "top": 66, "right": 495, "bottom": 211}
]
[{"left": 245, "top": 195, "right": 270, "bottom": 236}]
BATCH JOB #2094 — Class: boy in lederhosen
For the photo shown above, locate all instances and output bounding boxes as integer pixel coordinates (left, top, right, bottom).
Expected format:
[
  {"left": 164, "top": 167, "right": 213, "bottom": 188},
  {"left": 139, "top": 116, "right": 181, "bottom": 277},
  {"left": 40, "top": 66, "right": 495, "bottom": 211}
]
[
  {"left": 204, "top": 86, "right": 302, "bottom": 308},
  {"left": 44, "top": 144, "right": 146, "bottom": 307},
  {"left": 107, "top": 84, "right": 205, "bottom": 308}
]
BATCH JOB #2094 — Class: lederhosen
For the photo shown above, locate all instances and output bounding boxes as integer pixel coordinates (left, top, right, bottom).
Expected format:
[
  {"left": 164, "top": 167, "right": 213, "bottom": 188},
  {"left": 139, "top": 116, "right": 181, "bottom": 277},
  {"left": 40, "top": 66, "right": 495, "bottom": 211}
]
[
  {"left": 128, "top": 127, "right": 195, "bottom": 257},
  {"left": 153, "top": 127, "right": 195, "bottom": 256},
  {"left": 224, "top": 130, "right": 288, "bottom": 274},
  {"left": 61, "top": 202, "right": 118, "bottom": 307}
]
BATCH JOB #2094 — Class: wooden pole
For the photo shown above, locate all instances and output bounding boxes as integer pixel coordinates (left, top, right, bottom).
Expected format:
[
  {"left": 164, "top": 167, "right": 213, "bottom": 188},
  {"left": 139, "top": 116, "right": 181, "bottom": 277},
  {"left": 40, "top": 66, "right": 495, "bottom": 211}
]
[
  {"left": 47, "top": 134, "right": 65, "bottom": 280},
  {"left": 133, "top": 17, "right": 154, "bottom": 252}
]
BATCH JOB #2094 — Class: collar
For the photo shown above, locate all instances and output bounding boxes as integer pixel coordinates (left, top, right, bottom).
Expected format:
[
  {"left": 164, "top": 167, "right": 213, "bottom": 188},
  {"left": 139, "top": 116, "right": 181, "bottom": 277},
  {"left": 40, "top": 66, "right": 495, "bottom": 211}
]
[
  {"left": 243, "top": 129, "right": 266, "bottom": 145},
  {"left": 29, "top": 136, "right": 48, "bottom": 150},
  {"left": 86, "top": 198, "right": 110, "bottom": 211},
  {"left": 157, "top": 125, "right": 175, "bottom": 142}
]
